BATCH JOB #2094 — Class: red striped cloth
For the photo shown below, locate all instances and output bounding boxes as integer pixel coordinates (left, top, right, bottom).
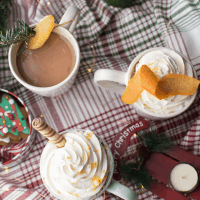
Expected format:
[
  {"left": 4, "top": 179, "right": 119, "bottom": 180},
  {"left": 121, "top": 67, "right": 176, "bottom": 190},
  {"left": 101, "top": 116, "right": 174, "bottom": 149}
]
[{"left": 0, "top": 0, "right": 200, "bottom": 200}]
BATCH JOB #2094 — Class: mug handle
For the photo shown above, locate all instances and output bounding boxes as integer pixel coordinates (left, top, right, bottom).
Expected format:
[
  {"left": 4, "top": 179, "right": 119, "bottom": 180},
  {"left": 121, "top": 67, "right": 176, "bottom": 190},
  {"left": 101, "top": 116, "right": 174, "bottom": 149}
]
[
  {"left": 59, "top": 5, "right": 80, "bottom": 33},
  {"left": 106, "top": 180, "right": 138, "bottom": 200},
  {"left": 94, "top": 69, "right": 127, "bottom": 95}
]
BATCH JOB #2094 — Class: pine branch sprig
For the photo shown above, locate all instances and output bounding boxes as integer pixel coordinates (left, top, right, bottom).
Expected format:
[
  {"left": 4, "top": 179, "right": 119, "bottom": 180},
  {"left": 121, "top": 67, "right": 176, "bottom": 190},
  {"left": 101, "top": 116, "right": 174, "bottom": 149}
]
[
  {"left": 0, "top": 0, "right": 12, "bottom": 34},
  {"left": 137, "top": 129, "right": 174, "bottom": 153},
  {"left": 118, "top": 129, "right": 174, "bottom": 189},
  {"left": 0, "top": 19, "right": 35, "bottom": 51},
  {"left": 119, "top": 162, "right": 151, "bottom": 189}
]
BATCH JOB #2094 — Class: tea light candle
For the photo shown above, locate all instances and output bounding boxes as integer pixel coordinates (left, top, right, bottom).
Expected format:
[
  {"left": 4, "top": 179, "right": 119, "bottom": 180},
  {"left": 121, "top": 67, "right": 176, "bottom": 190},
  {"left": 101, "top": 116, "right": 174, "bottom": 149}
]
[{"left": 170, "top": 163, "right": 199, "bottom": 193}]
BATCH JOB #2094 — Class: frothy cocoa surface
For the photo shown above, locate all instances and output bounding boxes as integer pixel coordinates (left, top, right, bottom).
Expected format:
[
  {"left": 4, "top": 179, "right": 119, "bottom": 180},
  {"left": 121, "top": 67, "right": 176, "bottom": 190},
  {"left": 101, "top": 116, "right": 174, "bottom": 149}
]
[{"left": 17, "top": 32, "right": 76, "bottom": 87}]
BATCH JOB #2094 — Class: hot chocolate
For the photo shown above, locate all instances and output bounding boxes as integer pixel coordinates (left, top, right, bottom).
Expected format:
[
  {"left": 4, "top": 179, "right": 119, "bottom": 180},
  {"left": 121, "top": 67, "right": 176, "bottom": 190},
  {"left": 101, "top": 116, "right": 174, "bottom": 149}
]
[
  {"left": 17, "top": 32, "right": 76, "bottom": 87},
  {"left": 40, "top": 129, "right": 110, "bottom": 200},
  {"left": 131, "top": 50, "right": 193, "bottom": 115}
]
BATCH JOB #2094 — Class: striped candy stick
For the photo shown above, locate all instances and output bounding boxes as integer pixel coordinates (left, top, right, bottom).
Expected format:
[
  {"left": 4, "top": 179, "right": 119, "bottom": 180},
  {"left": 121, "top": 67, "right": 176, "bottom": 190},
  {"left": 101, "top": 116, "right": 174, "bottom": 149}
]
[{"left": 32, "top": 117, "right": 66, "bottom": 148}]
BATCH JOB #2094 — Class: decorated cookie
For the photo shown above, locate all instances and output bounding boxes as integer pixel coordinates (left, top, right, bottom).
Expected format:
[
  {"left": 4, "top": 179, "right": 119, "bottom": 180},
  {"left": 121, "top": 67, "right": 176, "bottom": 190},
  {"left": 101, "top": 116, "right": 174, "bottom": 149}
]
[
  {"left": 0, "top": 89, "right": 36, "bottom": 169},
  {"left": 0, "top": 93, "right": 30, "bottom": 145},
  {"left": 0, "top": 137, "right": 22, "bottom": 146}
]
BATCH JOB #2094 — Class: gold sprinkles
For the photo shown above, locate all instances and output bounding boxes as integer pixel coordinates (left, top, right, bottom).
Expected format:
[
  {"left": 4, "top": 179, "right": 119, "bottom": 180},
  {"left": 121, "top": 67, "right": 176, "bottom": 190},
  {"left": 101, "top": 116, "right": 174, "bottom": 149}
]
[
  {"left": 67, "top": 191, "right": 80, "bottom": 198},
  {"left": 77, "top": 169, "right": 87, "bottom": 175},
  {"left": 86, "top": 132, "right": 94, "bottom": 140},
  {"left": 89, "top": 162, "right": 97, "bottom": 169},
  {"left": 91, "top": 175, "right": 104, "bottom": 189},
  {"left": 82, "top": 154, "right": 86, "bottom": 162}
]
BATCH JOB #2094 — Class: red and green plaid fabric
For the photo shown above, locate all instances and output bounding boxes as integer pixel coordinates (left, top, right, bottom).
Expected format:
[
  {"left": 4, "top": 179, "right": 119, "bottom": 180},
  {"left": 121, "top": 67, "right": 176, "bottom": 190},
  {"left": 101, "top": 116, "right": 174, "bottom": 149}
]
[{"left": 0, "top": 0, "right": 200, "bottom": 199}]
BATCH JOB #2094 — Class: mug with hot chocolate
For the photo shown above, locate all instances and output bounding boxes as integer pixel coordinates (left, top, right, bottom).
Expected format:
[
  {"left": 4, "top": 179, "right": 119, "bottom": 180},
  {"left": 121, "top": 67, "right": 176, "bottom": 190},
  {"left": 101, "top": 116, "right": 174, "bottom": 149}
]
[
  {"left": 17, "top": 31, "right": 76, "bottom": 88},
  {"left": 32, "top": 118, "right": 137, "bottom": 200},
  {"left": 7, "top": 5, "right": 80, "bottom": 97},
  {"left": 94, "top": 47, "right": 200, "bottom": 120}
]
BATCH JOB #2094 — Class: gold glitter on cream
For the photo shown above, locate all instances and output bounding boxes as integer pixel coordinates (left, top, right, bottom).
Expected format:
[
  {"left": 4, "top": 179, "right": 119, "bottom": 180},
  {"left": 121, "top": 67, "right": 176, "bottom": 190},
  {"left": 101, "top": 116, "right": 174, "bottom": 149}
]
[
  {"left": 78, "top": 169, "right": 87, "bottom": 175},
  {"left": 82, "top": 154, "right": 86, "bottom": 162},
  {"left": 91, "top": 176, "right": 104, "bottom": 189},
  {"left": 89, "top": 162, "right": 97, "bottom": 169},
  {"left": 86, "top": 132, "right": 94, "bottom": 140}
]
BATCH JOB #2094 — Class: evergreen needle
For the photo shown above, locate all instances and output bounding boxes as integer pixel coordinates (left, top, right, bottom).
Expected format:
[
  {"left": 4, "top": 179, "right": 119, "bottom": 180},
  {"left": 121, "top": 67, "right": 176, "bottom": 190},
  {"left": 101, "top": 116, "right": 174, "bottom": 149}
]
[
  {"left": 0, "top": 19, "right": 35, "bottom": 52},
  {"left": 119, "top": 162, "right": 151, "bottom": 189},
  {"left": 119, "top": 129, "right": 174, "bottom": 189},
  {"left": 0, "top": 0, "right": 12, "bottom": 34}
]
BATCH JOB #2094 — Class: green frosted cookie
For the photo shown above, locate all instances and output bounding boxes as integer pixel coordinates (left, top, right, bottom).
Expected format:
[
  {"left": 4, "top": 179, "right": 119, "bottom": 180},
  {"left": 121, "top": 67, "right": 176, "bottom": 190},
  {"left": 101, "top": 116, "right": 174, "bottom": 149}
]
[{"left": 0, "top": 94, "right": 30, "bottom": 139}]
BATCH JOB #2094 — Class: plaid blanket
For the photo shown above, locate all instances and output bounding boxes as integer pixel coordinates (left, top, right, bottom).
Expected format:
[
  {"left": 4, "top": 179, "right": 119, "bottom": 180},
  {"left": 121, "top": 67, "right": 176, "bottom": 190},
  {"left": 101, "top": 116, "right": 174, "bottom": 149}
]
[{"left": 0, "top": 0, "right": 200, "bottom": 199}]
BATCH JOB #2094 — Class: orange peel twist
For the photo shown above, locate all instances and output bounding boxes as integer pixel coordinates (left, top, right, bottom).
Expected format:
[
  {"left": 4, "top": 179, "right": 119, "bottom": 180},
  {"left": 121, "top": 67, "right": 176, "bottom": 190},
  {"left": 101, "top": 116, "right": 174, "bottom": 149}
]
[
  {"left": 27, "top": 15, "right": 54, "bottom": 50},
  {"left": 122, "top": 65, "right": 200, "bottom": 104}
]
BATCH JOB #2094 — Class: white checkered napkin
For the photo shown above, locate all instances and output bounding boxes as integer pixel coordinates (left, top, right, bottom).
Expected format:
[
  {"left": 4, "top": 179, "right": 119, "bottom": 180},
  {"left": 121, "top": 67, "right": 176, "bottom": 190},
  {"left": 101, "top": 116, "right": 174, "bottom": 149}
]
[
  {"left": 180, "top": 117, "right": 200, "bottom": 154},
  {"left": 0, "top": 0, "right": 200, "bottom": 200},
  {"left": 155, "top": 0, "right": 200, "bottom": 62}
]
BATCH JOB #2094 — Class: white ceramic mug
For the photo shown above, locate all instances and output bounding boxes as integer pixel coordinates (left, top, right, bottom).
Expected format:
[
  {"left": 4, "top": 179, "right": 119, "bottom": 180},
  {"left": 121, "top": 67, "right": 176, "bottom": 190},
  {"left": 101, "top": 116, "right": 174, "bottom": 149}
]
[
  {"left": 40, "top": 129, "right": 137, "bottom": 200},
  {"left": 8, "top": 5, "right": 80, "bottom": 97},
  {"left": 94, "top": 47, "right": 198, "bottom": 120}
]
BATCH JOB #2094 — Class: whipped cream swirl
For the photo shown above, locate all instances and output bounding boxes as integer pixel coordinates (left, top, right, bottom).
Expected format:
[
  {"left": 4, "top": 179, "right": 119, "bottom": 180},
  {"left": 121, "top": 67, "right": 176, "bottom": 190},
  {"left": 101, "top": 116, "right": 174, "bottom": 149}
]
[
  {"left": 40, "top": 130, "right": 108, "bottom": 200},
  {"left": 135, "top": 50, "right": 192, "bottom": 114}
]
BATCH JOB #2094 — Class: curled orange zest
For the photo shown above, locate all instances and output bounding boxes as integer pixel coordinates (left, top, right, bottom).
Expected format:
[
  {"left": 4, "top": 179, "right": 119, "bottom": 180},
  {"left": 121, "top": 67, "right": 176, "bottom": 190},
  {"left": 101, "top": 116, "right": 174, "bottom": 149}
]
[{"left": 122, "top": 65, "right": 200, "bottom": 104}]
